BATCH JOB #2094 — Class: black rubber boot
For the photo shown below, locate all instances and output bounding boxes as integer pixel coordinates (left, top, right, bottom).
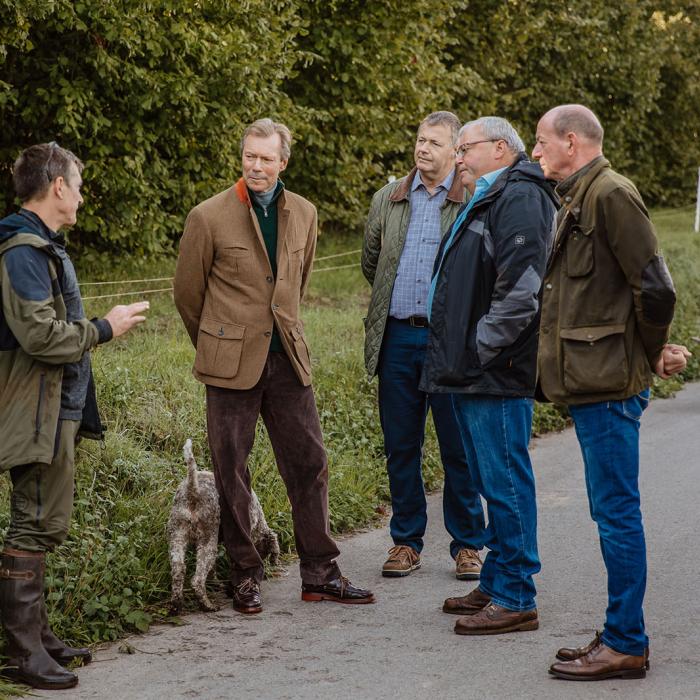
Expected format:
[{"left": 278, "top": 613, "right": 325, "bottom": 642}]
[
  {"left": 0, "top": 549, "right": 78, "bottom": 690},
  {"left": 40, "top": 594, "right": 92, "bottom": 667}
]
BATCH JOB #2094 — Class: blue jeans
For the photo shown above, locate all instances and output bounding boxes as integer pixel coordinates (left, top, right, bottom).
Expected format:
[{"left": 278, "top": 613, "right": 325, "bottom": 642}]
[
  {"left": 451, "top": 394, "right": 540, "bottom": 611},
  {"left": 568, "top": 389, "right": 650, "bottom": 656},
  {"left": 378, "top": 319, "right": 486, "bottom": 557}
]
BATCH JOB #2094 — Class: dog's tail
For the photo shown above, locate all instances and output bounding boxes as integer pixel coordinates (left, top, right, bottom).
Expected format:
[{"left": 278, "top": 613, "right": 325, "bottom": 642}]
[{"left": 183, "top": 439, "right": 199, "bottom": 503}]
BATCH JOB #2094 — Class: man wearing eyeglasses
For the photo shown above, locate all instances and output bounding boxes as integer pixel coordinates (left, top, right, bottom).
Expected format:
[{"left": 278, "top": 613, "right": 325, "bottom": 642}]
[
  {"left": 362, "top": 112, "right": 486, "bottom": 580},
  {"left": 0, "top": 142, "right": 148, "bottom": 690},
  {"left": 422, "top": 117, "right": 557, "bottom": 635},
  {"left": 533, "top": 104, "right": 689, "bottom": 681}
]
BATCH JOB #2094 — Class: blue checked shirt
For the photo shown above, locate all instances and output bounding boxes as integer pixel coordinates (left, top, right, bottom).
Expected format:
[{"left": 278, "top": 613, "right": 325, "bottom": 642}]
[{"left": 389, "top": 169, "right": 454, "bottom": 319}]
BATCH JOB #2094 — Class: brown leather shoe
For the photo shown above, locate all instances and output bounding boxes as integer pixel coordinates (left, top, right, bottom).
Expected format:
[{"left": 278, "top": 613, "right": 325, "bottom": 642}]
[
  {"left": 454, "top": 603, "right": 538, "bottom": 635},
  {"left": 301, "top": 576, "right": 375, "bottom": 604},
  {"left": 232, "top": 577, "right": 262, "bottom": 614},
  {"left": 381, "top": 545, "right": 420, "bottom": 577},
  {"left": 442, "top": 587, "right": 491, "bottom": 615},
  {"left": 455, "top": 548, "right": 482, "bottom": 580},
  {"left": 549, "top": 640, "right": 647, "bottom": 680},
  {"left": 557, "top": 633, "right": 650, "bottom": 669}
]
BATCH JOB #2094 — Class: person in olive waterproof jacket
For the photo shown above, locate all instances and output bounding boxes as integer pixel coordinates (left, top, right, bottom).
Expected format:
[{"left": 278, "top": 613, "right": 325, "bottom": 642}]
[
  {"left": 533, "top": 105, "right": 691, "bottom": 682},
  {"left": 0, "top": 143, "right": 148, "bottom": 691},
  {"left": 421, "top": 117, "right": 558, "bottom": 636}
]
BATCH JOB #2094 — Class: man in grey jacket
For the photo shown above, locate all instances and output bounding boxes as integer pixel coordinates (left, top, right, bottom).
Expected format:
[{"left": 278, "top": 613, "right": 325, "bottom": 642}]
[{"left": 362, "top": 112, "right": 485, "bottom": 579}]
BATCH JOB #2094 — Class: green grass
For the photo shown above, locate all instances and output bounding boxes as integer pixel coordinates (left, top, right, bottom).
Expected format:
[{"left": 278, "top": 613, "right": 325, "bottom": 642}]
[{"left": 0, "top": 208, "right": 698, "bottom": 692}]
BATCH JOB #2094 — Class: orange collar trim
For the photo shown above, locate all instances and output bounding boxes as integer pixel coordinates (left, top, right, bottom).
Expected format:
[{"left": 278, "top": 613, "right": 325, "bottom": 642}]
[{"left": 234, "top": 178, "right": 251, "bottom": 207}]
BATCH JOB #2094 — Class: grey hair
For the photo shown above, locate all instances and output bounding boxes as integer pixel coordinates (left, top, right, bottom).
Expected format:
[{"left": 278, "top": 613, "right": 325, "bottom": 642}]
[
  {"left": 460, "top": 116, "right": 525, "bottom": 154},
  {"left": 419, "top": 111, "right": 462, "bottom": 145},
  {"left": 240, "top": 118, "right": 292, "bottom": 160},
  {"left": 550, "top": 105, "right": 604, "bottom": 145}
]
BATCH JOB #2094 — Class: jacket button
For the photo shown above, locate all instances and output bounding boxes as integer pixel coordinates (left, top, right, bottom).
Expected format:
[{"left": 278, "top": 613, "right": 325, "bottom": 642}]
[
  {"left": 541, "top": 326, "right": 549, "bottom": 334},
  {"left": 266, "top": 276, "right": 273, "bottom": 283},
  {"left": 264, "top": 331, "right": 271, "bottom": 337},
  {"left": 272, "top": 303, "right": 279, "bottom": 310},
  {"left": 545, "top": 283, "right": 552, "bottom": 290},
  {"left": 587, "top": 334, "right": 593, "bottom": 339}
]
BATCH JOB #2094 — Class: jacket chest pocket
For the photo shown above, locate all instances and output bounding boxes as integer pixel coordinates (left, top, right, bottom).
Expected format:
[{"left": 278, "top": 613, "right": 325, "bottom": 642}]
[
  {"left": 218, "top": 246, "right": 251, "bottom": 275},
  {"left": 195, "top": 318, "right": 246, "bottom": 378},
  {"left": 565, "top": 225, "right": 594, "bottom": 277}
]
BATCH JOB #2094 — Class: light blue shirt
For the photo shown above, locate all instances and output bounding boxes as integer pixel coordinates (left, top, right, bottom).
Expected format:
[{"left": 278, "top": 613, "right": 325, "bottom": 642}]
[
  {"left": 427, "top": 167, "right": 507, "bottom": 320},
  {"left": 389, "top": 169, "right": 454, "bottom": 319}
]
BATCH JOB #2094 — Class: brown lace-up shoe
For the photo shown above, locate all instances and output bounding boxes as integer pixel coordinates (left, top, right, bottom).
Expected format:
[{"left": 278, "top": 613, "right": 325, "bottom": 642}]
[
  {"left": 381, "top": 545, "right": 420, "bottom": 577},
  {"left": 301, "top": 576, "right": 375, "bottom": 604},
  {"left": 232, "top": 577, "right": 262, "bottom": 614},
  {"left": 454, "top": 603, "right": 538, "bottom": 635},
  {"left": 442, "top": 587, "right": 491, "bottom": 615},
  {"left": 556, "top": 633, "right": 650, "bottom": 669},
  {"left": 549, "top": 639, "right": 647, "bottom": 680},
  {"left": 455, "top": 548, "right": 482, "bottom": 580}
]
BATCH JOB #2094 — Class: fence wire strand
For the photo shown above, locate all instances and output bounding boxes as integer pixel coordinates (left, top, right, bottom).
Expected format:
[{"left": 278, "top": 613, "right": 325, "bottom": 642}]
[{"left": 79, "top": 250, "right": 361, "bottom": 300}]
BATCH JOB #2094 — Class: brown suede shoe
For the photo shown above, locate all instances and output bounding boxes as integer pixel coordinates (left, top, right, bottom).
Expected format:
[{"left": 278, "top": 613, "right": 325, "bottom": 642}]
[
  {"left": 232, "top": 577, "right": 262, "bottom": 614},
  {"left": 454, "top": 603, "right": 538, "bottom": 635},
  {"left": 442, "top": 587, "right": 491, "bottom": 615},
  {"left": 557, "top": 633, "right": 650, "bottom": 669},
  {"left": 549, "top": 640, "right": 647, "bottom": 680},
  {"left": 381, "top": 545, "right": 420, "bottom": 578},
  {"left": 455, "top": 548, "right": 482, "bottom": 580}
]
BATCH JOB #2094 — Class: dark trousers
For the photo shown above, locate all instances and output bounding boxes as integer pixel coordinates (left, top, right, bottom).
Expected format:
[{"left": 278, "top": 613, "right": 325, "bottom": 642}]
[
  {"left": 378, "top": 319, "right": 486, "bottom": 557},
  {"left": 206, "top": 352, "right": 340, "bottom": 586}
]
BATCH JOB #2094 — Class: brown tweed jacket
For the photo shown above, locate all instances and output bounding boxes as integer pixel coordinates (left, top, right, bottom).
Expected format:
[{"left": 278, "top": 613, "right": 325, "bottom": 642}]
[{"left": 174, "top": 178, "right": 318, "bottom": 389}]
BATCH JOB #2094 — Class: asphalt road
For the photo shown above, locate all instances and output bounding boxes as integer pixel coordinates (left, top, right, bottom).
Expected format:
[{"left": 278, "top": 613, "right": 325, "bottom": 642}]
[{"left": 37, "top": 382, "right": 700, "bottom": 700}]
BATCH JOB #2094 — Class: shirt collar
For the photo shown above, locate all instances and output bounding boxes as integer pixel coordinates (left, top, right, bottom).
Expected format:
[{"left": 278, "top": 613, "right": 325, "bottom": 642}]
[
  {"left": 474, "top": 166, "right": 507, "bottom": 195},
  {"left": 412, "top": 169, "right": 454, "bottom": 193}
]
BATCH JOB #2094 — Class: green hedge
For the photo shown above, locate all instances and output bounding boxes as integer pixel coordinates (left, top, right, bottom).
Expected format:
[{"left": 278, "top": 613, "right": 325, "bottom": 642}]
[{"left": 1, "top": 1, "right": 700, "bottom": 253}]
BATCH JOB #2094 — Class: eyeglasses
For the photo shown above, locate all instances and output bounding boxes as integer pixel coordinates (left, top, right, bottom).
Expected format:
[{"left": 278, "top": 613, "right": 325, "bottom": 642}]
[
  {"left": 454, "top": 139, "right": 501, "bottom": 158},
  {"left": 45, "top": 141, "right": 58, "bottom": 182}
]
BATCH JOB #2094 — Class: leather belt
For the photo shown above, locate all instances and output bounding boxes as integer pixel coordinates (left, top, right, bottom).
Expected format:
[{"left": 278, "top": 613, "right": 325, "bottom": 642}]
[{"left": 391, "top": 316, "right": 429, "bottom": 328}]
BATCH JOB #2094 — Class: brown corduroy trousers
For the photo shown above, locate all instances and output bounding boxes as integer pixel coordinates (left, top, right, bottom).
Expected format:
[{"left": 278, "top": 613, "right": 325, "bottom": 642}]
[{"left": 206, "top": 352, "right": 341, "bottom": 586}]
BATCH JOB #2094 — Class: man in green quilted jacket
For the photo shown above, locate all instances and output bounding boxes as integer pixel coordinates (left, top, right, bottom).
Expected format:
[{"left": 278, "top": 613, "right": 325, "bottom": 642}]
[{"left": 361, "top": 112, "right": 486, "bottom": 579}]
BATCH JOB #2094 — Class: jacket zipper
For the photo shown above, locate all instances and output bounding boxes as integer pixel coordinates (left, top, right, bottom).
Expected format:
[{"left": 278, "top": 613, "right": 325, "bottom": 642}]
[{"left": 34, "top": 372, "right": 46, "bottom": 442}]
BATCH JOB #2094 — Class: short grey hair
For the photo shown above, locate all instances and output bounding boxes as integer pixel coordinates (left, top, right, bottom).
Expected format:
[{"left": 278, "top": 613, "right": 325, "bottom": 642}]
[
  {"left": 460, "top": 116, "right": 525, "bottom": 154},
  {"left": 550, "top": 105, "right": 604, "bottom": 145},
  {"left": 419, "top": 111, "right": 461, "bottom": 145},
  {"left": 241, "top": 118, "right": 292, "bottom": 160}
]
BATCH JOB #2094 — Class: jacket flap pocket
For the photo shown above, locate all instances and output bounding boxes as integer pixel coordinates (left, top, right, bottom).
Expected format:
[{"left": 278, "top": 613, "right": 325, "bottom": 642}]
[
  {"left": 198, "top": 318, "right": 245, "bottom": 340},
  {"left": 560, "top": 324, "right": 625, "bottom": 342}
]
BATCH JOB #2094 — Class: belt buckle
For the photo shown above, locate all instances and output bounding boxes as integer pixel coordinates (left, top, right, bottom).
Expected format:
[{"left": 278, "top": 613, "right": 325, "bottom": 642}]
[{"left": 409, "top": 316, "right": 426, "bottom": 328}]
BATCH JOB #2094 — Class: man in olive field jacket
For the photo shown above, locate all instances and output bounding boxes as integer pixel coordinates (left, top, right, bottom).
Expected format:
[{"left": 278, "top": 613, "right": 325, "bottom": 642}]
[{"left": 534, "top": 104, "right": 690, "bottom": 682}]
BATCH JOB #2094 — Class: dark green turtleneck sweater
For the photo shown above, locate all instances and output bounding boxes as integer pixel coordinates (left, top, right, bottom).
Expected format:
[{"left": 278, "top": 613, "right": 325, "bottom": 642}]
[{"left": 249, "top": 180, "right": 285, "bottom": 353}]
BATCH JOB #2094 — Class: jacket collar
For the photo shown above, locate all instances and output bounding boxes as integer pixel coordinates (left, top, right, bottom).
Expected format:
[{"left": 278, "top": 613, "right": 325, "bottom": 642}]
[
  {"left": 234, "top": 177, "right": 288, "bottom": 210},
  {"left": 389, "top": 166, "right": 465, "bottom": 203},
  {"left": 556, "top": 156, "right": 609, "bottom": 222}
]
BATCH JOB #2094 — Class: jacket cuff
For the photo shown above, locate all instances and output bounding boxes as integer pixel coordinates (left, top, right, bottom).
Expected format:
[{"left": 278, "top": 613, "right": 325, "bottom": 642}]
[{"left": 91, "top": 318, "right": 113, "bottom": 344}]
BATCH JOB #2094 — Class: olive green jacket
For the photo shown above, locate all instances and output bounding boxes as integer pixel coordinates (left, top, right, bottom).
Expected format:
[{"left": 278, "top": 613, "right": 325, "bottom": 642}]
[
  {"left": 361, "top": 167, "right": 466, "bottom": 377},
  {"left": 538, "top": 157, "right": 676, "bottom": 405},
  {"left": 0, "top": 233, "right": 100, "bottom": 470}
]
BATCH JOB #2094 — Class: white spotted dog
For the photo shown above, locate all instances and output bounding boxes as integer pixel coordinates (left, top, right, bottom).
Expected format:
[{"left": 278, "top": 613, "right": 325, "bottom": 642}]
[
  {"left": 167, "top": 440, "right": 281, "bottom": 613},
  {"left": 167, "top": 439, "right": 220, "bottom": 614}
]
